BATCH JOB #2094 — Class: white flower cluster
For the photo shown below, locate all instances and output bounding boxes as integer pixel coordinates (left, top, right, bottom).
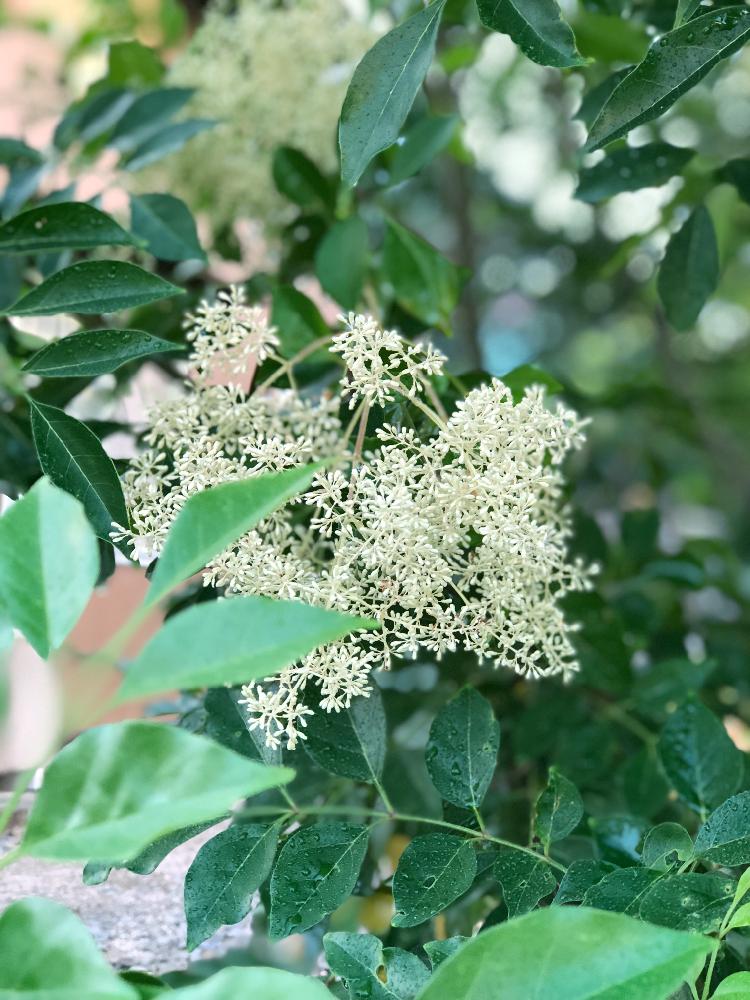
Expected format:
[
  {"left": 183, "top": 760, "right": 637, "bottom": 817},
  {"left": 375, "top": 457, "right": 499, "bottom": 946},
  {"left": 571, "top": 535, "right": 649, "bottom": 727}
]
[{"left": 118, "top": 289, "right": 594, "bottom": 748}]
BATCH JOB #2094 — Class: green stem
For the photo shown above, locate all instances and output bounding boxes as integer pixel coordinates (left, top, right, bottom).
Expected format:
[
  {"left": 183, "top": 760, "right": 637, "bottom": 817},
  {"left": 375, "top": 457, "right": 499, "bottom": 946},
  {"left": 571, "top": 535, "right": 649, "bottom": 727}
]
[
  {"left": 601, "top": 702, "right": 657, "bottom": 746},
  {"left": 472, "top": 806, "right": 487, "bottom": 834},
  {"left": 255, "top": 336, "right": 334, "bottom": 393},
  {"left": 700, "top": 943, "right": 720, "bottom": 1000},
  {"left": 0, "top": 767, "right": 35, "bottom": 838},
  {"left": 374, "top": 777, "right": 394, "bottom": 814},
  {"left": 0, "top": 845, "right": 22, "bottom": 872}
]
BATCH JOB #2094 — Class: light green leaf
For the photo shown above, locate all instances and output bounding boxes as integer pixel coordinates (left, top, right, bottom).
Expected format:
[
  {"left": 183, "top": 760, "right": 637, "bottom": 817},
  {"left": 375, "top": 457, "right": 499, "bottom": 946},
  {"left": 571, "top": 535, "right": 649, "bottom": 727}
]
[
  {"left": 161, "top": 967, "right": 333, "bottom": 1000},
  {"left": 657, "top": 698, "right": 743, "bottom": 812},
  {"left": 586, "top": 8, "right": 750, "bottom": 151},
  {"left": 122, "top": 118, "right": 217, "bottom": 172},
  {"left": 389, "top": 115, "right": 458, "bottom": 185},
  {"left": 304, "top": 687, "right": 386, "bottom": 783},
  {"left": 642, "top": 822, "right": 694, "bottom": 871},
  {"left": 675, "top": 0, "right": 702, "bottom": 28},
  {"left": 268, "top": 822, "right": 370, "bottom": 938},
  {"left": 29, "top": 399, "right": 128, "bottom": 540},
  {"left": 553, "top": 859, "right": 610, "bottom": 905},
  {"left": 0, "top": 478, "right": 98, "bottom": 658},
  {"left": 423, "top": 937, "right": 467, "bottom": 970},
  {"left": 712, "top": 973, "right": 750, "bottom": 999},
  {"left": 658, "top": 207, "right": 719, "bottom": 331},
  {"left": 476, "top": 0, "right": 586, "bottom": 68},
  {"left": 339, "top": 0, "right": 447, "bottom": 187},
  {"left": 324, "top": 932, "right": 430, "bottom": 1000},
  {"left": 695, "top": 791, "right": 750, "bottom": 865},
  {"left": 314, "top": 216, "right": 369, "bottom": 310},
  {"left": 425, "top": 687, "right": 499, "bottom": 809},
  {"left": 575, "top": 143, "right": 694, "bottom": 203},
  {"left": 0, "top": 203, "right": 136, "bottom": 255},
  {"left": 21, "top": 720, "right": 293, "bottom": 861},
  {"left": 414, "top": 906, "right": 713, "bottom": 1000},
  {"left": 725, "top": 905, "right": 750, "bottom": 932},
  {"left": 582, "top": 868, "right": 661, "bottom": 915},
  {"left": 129, "top": 193, "right": 205, "bottom": 262},
  {"left": 392, "top": 833, "right": 477, "bottom": 928},
  {"left": 502, "top": 364, "right": 563, "bottom": 401},
  {"left": 4, "top": 260, "right": 182, "bottom": 316},
  {"left": 534, "top": 767, "right": 583, "bottom": 851},
  {"left": 494, "top": 847, "right": 557, "bottom": 918},
  {"left": 119, "top": 595, "right": 375, "bottom": 703},
  {"left": 84, "top": 821, "right": 216, "bottom": 885},
  {"left": 0, "top": 897, "right": 136, "bottom": 999},
  {"left": 185, "top": 821, "right": 281, "bottom": 950},
  {"left": 23, "top": 328, "right": 181, "bottom": 377},
  {"left": 108, "top": 87, "right": 195, "bottom": 153},
  {"left": 147, "top": 465, "right": 319, "bottom": 605},
  {"left": 639, "top": 873, "right": 735, "bottom": 933},
  {"left": 272, "top": 146, "right": 334, "bottom": 212}
]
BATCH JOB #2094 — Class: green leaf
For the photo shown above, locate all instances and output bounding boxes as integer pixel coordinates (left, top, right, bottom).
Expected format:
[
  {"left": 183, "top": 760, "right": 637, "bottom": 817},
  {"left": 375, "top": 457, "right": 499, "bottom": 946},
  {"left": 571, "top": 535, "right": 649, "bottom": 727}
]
[
  {"left": 553, "top": 859, "right": 610, "bottom": 905},
  {"left": 84, "top": 821, "right": 216, "bottom": 884},
  {"left": 642, "top": 823, "right": 694, "bottom": 871},
  {"left": 314, "top": 216, "right": 369, "bottom": 310},
  {"left": 392, "top": 833, "right": 477, "bottom": 927},
  {"left": 119, "top": 595, "right": 375, "bottom": 701},
  {"left": 304, "top": 687, "right": 386, "bottom": 783},
  {"left": 324, "top": 932, "right": 430, "bottom": 1000},
  {"left": 23, "top": 328, "right": 181, "bottom": 378},
  {"left": 122, "top": 118, "right": 217, "bottom": 172},
  {"left": 694, "top": 791, "right": 750, "bottom": 865},
  {"left": 389, "top": 115, "right": 458, "bottom": 185},
  {"left": 129, "top": 193, "right": 205, "bottom": 262},
  {"left": 185, "top": 821, "right": 281, "bottom": 950},
  {"left": 675, "top": 0, "right": 702, "bottom": 28},
  {"left": 162, "top": 967, "right": 333, "bottom": 1000},
  {"left": 476, "top": 0, "right": 586, "bottom": 68},
  {"left": 586, "top": 8, "right": 750, "bottom": 151},
  {"left": 415, "top": 907, "right": 713, "bottom": 1000},
  {"left": 573, "top": 12, "right": 649, "bottom": 64},
  {"left": 272, "top": 146, "right": 334, "bottom": 212},
  {"left": 382, "top": 218, "right": 464, "bottom": 330},
  {"left": 423, "top": 937, "right": 467, "bottom": 970},
  {"left": 145, "top": 466, "right": 320, "bottom": 604},
  {"left": 0, "top": 203, "right": 136, "bottom": 255},
  {"left": 339, "top": 0, "right": 447, "bottom": 187},
  {"left": 639, "top": 873, "right": 735, "bottom": 933},
  {"left": 4, "top": 260, "right": 182, "bottom": 316},
  {"left": 0, "top": 137, "right": 43, "bottom": 168},
  {"left": 583, "top": 868, "right": 662, "bottom": 915},
  {"left": 501, "top": 364, "right": 563, "bottom": 402},
  {"left": 494, "top": 847, "right": 557, "bottom": 918},
  {"left": 425, "top": 687, "right": 499, "bottom": 809},
  {"left": 107, "top": 41, "right": 164, "bottom": 87},
  {"left": 29, "top": 400, "right": 128, "bottom": 540},
  {"left": 533, "top": 767, "right": 584, "bottom": 851},
  {"left": 108, "top": 87, "right": 194, "bottom": 153},
  {"left": 657, "top": 698, "right": 743, "bottom": 812},
  {"left": 0, "top": 478, "right": 98, "bottom": 658},
  {"left": 575, "top": 68, "right": 633, "bottom": 128},
  {"left": 575, "top": 143, "right": 694, "bottom": 204},
  {"left": 21, "top": 720, "right": 293, "bottom": 861},
  {"left": 271, "top": 285, "right": 330, "bottom": 357},
  {"left": 0, "top": 897, "right": 136, "bottom": 999},
  {"left": 268, "top": 822, "right": 370, "bottom": 938},
  {"left": 204, "top": 686, "right": 282, "bottom": 766},
  {"left": 725, "top": 904, "right": 750, "bottom": 933},
  {"left": 658, "top": 207, "right": 719, "bottom": 331},
  {"left": 713, "top": 973, "right": 750, "bottom": 999},
  {"left": 717, "top": 158, "right": 750, "bottom": 204}
]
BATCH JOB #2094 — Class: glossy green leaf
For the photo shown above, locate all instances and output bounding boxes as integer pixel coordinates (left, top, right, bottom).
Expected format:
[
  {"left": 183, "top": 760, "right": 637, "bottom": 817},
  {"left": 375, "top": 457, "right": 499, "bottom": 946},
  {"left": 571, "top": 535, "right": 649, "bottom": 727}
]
[
  {"left": 163, "top": 967, "right": 333, "bottom": 1000},
  {"left": 657, "top": 698, "right": 743, "bottom": 812},
  {"left": 712, "top": 973, "right": 750, "bottom": 999},
  {"left": 0, "top": 203, "right": 136, "bottom": 254},
  {"left": 382, "top": 218, "right": 464, "bottom": 330},
  {"left": 0, "top": 897, "right": 136, "bottom": 999},
  {"left": 476, "top": 0, "right": 586, "bottom": 68},
  {"left": 29, "top": 400, "right": 128, "bottom": 540},
  {"left": 576, "top": 143, "right": 694, "bottom": 203},
  {"left": 121, "top": 595, "right": 373, "bottom": 701},
  {"left": 271, "top": 285, "right": 329, "bottom": 357},
  {"left": 23, "top": 328, "right": 181, "bottom": 377},
  {"left": 21, "top": 720, "right": 293, "bottom": 861},
  {"left": 108, "top": 87, "right": 194, "bottom": 152},
  {"left": 642, "top": 823, "right": 694, "bottom": 871},
  {"left": 0, "top": 478, "right": 97, "bottom": 658},
  {"left": 314, "top": 216, "right": 368, "bottom": 310},
  {"left": 147, "top": 465, "right": 319, "bottom": 604},
  {"left": 324, "top": 932, "right": 430, "bottom": 1000},
  {"left": 304, "top": 687, "right": 386, "bottom": 783},
  {"left": 582, "top": 868, "right": 661, "bottom": 915},
  {"left": 0, "top": 137, "right": 43, "bottom": 167},
  {"left": 534, "top": 767, "right": 583, "bottom": 850},
  {"left": 717, "top": 158, "right": 750, "bottom": 204},
  {"left": 122, "top": 118, "right": 217, "bottom": 172},
  {"left": 268, "top": 822, "right": 370, "bottom": 938},
  {"left": 129, "top": 193, "right": 205, "bottom": 262},
  {"left": 575, "top": 68, "right": 633, "bottom": 128},
  {"left": 415, "top": 906, "right": 713, "bottom": 1000},
  {"left": 658, "top": 207, "right": 719, "bottom": 331},
  {"left": 494, "top": 847, "right": 557, "bottom": 918},
  {"left": 389, "top": 115, "right": 458, "bottom": 185},
  {"left": 502, "top": 364, "right": 563, "bottom": 401},
  {"left": 185, "top": 821, "right": 281, "bottom": 950},
  {"left": 392, "top": 833, "right": 477, "bottom": 927},
  {"left": 725, "top": 904, "right": 750, "bottom": 932},
  {"left": 639, "top": 873, "right": 735, "bottom": 933},
  {"left": 204, "top": 687, "right": 282, "bottom": 766},
  {"left": 272, "top": 146, "right": 334, "bottom": 212},
  {"left": 423, "top": 937, "right": 467, "bottom": 970},
  {"left": 553, "top": 859, "right": 610, "bottom": 905},
  {"left": 4, "top": 260, "right": 182, "bottom": 316},
  {"left": 695, "top": 791, "right": 750, "bottom": 865},
  {"left": 425, "top": 687, "right": 499, "bottom": 809},
  {"left": 339, "top": 0, "right": 447, "bottom": 187},
  {"left": 84, "top": 821, "right": 216, "bottom": 885},
  {"left": 586, "top": 8, "right": 750, "bottom": 151},
  {"left": 675, "top": 0, "right": 702, "bottom": 27}
]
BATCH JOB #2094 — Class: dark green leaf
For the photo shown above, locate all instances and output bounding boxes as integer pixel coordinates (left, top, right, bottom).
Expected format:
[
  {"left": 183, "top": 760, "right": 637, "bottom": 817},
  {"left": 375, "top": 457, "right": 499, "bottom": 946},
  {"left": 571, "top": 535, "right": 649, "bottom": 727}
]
[
  {"left": 0, "top": 203, "right": 136, "bottom": 255},
  {"left": 694, "top": 791, "right": 750, "bottom": 865},
  {"left": 586, "top": 8, "right": 750, "bottom": 151},
  {"left": 639, "top": 873, "right": 735, "bottom": 932},
  {"left": 130, "top": 193, "right": 205, "bottom": 262},
  {"left": 122, "top": 118, "right": 217, "bottom": 172},
  {"left": 423, "top": 937, "right": 467, "bottom": 970},
  {"left": 339, "top": 0, "right": 447, "bottom": 187},
  {"left": 502, "top": 364, "right": 563, "bottom": 401},
  {"left": 717, "top": 158, "right": 750, "bottom": 204},
  {"left": 29, "top": 400, "right": 128, "bottom": 540},
  {"left": 83, "top": 821, "right": 216, "bottom": 885},
  {"left": 324, "top": 932, "right": 430, "bottom": 1000},
  {"left": 162, "top": 967, "right": 332, "bottom": 999},
  {"left": 314, "top": 216, "right": 368, "bottom": 310},
  {"left": 641, "top": 823, "right": 694, "bottom": 871},
  {"left": 272, "top": 147, "right": 334, "bottom": 212},
  {"left": 268, "top": 822, "right": 370, "bottom": 938},
  {"left": 389, "top": 115, "right": 458, "bottom": 185},
  {"left": 392, "top": 833, "right": 477, "bottom": 927},
  {"left": 553, "top": 859, "right": 610, "bottom": 905},
  {"left": 582, "top": 868, "right": 662, "bottom": 915},
  {"left": 425, "top": 687, "right": 499, "bottom": 809},
  {"left": 590, "top": 815, "right": 646, "bottom": 867},
  {"left": 494, "top": 847, "right": 557, "bottom": 918},
  {"left": 575, "top": 68, "right": 633, "bottom": 128},
  {"left": 4, "top": 260, "right": 181, "bottom": 316},
  {"left": 271, "top": 285, "right": 330, "bottom": 357},
  {"left": 534, "top": 767, "right": 584, "bottom": 851},
  {"left": 0, "top": 137, "right": 43, "bottom": 168},
  {"left": 657, "top": 698, "right": 743, "bottom": 812},
  {"left": 382, "top": 218, "right": 464, "bottom": 330},
  {"left": 185, "top": 821, "right": 281, "bottom": 950},
  {"left": 108, "top": 87, "right": 195, "bottom": 153},
  {"left": 476, "top": 0, "right": 586, "bottom": 68},
  {"left": 204, "top": 687, "right": 282, "bottom": 767},
  {"left": 622, "top": 748, "right": 670, "bottom": 816},
  {"left": 633, "top": 658, "right": 715, "bottom": 719},
  {"left": 23, "top": 328, "right": 181, "bottom": 377},
  {"left": 21, "top": 720, "right": 293, "bottom": 861},
  {"left": 576, "top": 143, "right": 694, "bottom": 203},
  {"left": 657, "top": 207, "right": 719, "bottom": 330},
  {"left": 304, "top": 687, "right": 386, "bottom": 783},
  {"left": 675, "top": 0, "right": 703, "bottom": 27}
]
